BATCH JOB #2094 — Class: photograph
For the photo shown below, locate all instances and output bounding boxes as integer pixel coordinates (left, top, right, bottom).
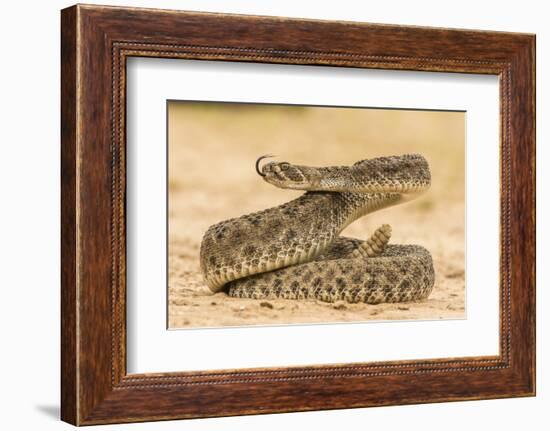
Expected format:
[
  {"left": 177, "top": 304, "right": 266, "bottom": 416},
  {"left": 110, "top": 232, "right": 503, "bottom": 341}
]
[{"left": 167, "top": 101, "right": 466, "bottom": 328}]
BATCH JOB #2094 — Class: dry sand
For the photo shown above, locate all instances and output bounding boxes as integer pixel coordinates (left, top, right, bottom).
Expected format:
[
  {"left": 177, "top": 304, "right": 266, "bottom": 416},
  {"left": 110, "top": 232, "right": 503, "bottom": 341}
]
[{"left": 167, "top": 102, "right": 465, "bottom": 329}]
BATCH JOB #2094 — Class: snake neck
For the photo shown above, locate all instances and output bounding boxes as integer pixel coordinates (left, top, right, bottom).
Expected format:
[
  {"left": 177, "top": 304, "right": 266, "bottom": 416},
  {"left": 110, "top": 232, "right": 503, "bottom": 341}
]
[
  {"left": 287, "top": 191, "right": 404, "bottom": 253},
  {"left": 336, "top": 191, "right": 404, "bottom": 233},
  {"left": 316, "top": 154, "right": 431, "bottom": 195}
]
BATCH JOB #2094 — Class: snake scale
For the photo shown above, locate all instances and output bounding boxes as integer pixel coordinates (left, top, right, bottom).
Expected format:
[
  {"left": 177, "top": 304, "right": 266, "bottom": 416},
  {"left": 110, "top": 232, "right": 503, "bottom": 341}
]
[{"left": 199, "top": 154, "right": 435, "bottom": 304}]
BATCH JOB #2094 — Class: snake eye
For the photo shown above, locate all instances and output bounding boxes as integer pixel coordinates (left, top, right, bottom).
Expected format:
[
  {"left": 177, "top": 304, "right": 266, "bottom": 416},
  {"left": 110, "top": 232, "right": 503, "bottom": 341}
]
[{"left": 280, "top": 162, "right": 290, "bottom": 171}]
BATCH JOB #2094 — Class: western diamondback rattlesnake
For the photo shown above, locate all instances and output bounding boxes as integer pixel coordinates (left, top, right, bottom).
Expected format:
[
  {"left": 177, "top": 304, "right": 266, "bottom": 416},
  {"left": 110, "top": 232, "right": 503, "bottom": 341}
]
[{"left": 199, "top": 154, "right": 435, "bottom": 304}]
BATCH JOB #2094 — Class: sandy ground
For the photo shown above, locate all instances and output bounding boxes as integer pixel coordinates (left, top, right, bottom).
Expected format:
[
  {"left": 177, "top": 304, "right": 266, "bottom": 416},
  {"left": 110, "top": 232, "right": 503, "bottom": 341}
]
[{"left": 168, "top": 102, "right": 465, "bottom": 329}]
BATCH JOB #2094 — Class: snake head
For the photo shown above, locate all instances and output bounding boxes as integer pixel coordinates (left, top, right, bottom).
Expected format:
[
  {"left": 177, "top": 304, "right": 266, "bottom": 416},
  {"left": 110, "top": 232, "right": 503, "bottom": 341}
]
[{"left": 256, "top": 155, "right": 321, "bottom": 190}]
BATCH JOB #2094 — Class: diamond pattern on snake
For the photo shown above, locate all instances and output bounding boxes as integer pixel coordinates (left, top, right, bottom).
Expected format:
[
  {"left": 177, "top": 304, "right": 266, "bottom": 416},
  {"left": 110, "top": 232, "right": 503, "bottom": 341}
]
[{"left": 199, "top": 154, "right": 435, "bottom": 304}]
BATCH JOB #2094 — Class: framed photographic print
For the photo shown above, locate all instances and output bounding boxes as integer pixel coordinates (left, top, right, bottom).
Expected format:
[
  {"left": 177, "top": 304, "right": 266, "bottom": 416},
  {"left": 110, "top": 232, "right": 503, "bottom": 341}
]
[{"left": 61, "top": 4, "right": 535, "bottom": 425}]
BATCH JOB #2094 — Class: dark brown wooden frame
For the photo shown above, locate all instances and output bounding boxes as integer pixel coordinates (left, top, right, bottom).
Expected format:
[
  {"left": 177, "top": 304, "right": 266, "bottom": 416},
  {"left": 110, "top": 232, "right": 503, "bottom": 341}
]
[{"left": 61, "top": 4, "right": 535, "bottom": 426}]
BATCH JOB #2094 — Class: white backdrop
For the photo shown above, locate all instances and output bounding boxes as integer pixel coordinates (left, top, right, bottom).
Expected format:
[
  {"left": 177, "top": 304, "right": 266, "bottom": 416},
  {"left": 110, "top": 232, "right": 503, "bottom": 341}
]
[
  {"left": 127, "top": 59, "right": 500, "bottom": 373},
  {"left": 0, "top": 0, "right": 546, "bottom": 430}
]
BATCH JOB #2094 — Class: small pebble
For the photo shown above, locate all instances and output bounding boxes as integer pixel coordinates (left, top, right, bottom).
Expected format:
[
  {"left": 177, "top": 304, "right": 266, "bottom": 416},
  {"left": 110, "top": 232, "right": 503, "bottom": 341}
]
[
  {"left": 398, "top": 306, "right": 410, "bottom": 311},
  {"left": 260, "top": 301, "right": 274, "bottom": 309},
  {"left": 171, "top": 299, "right": 187, "bottom": 306},
  {"left": 446, "top": 271, "right": 464, "bottom": 279}
]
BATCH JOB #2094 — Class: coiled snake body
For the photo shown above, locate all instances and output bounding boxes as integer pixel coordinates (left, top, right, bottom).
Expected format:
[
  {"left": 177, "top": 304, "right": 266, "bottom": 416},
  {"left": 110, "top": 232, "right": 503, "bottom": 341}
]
[{"left": 200, "top": 154, "right": 434, "bottom": 304}]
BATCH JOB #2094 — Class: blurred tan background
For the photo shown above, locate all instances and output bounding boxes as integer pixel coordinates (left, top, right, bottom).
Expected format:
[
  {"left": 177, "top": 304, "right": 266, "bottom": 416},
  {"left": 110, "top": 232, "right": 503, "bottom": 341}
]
[{"left": 168, "top": 101, "right": 465, "bottom": 329}]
